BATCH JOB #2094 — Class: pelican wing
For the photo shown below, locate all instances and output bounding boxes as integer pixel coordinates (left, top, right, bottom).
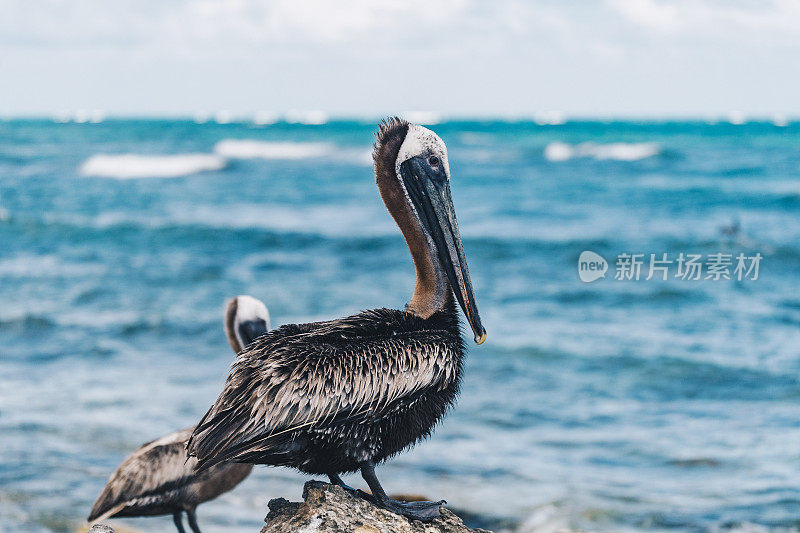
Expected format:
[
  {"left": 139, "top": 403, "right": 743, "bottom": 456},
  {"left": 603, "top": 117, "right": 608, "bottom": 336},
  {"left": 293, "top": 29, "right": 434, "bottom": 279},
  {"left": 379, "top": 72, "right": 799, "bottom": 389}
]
[
  {"left": 186, "top": 308, "right": 462, "bottom": 470},
  {"left": 88, "top": 428, "right": 195, "bottom": 522}
]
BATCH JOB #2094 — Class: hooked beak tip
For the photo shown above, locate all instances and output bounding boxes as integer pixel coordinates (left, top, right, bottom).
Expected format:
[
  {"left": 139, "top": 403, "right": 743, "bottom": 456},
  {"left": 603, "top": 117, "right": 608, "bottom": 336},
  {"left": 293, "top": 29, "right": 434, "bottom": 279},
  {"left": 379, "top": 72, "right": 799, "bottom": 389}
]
[{"left": 475, "top": 330, "right": 487, "bottom": 345}]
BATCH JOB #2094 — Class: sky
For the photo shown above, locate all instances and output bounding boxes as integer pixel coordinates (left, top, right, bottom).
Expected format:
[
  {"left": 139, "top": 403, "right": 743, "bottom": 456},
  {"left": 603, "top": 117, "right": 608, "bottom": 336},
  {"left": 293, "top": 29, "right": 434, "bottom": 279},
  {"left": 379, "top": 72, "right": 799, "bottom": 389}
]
[{"left": 1, "top": 0, "right": 799, "bottom": 118}]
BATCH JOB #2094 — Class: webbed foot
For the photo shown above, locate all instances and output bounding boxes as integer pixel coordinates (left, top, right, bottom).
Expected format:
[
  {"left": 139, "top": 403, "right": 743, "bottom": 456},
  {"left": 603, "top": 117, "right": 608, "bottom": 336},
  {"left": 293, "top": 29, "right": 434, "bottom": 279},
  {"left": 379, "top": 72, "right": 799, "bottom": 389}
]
[{"left": 375, "top": 497, "right": 446, "bottom": 521}]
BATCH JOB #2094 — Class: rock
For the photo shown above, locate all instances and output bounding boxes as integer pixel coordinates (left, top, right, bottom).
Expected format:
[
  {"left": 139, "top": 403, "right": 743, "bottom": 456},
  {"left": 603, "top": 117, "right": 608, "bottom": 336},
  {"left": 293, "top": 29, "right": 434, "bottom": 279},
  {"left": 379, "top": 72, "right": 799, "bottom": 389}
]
[
  {"left": 87, "top": 526, "right": 115, "bottom": 533},
  {"left": 261, "top": 481, "right": 492, "bottom": 533}
]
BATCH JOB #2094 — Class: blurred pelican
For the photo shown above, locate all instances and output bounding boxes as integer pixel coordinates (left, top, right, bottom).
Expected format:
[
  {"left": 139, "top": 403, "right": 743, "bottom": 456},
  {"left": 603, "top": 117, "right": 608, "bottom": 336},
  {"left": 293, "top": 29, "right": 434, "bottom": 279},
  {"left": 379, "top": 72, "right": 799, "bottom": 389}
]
[{"left": 88, "top": 296, "right": 271, "bottom": 533}]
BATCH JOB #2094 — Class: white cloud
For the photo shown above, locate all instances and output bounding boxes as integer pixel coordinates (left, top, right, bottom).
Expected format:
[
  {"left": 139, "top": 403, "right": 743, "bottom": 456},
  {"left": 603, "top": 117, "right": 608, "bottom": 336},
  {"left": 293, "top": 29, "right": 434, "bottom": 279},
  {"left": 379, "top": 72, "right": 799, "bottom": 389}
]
[
  {"left": 167, "top": 0, "right": 411, "bottom": 44},
  {"left": 4, "top": 0, "right": 797, "bottom": 52},
  {"left": 0, "top": 0, "right": 473, "bottom": 47},
  {"left": 605, "top": 0, "right": 682, "bottom": 32},
  {"left": 605, "top": 0, "right": 800, "bottom": 42},
  {"left": 1, "top": 0, "right": 799, "bottom": 115}
]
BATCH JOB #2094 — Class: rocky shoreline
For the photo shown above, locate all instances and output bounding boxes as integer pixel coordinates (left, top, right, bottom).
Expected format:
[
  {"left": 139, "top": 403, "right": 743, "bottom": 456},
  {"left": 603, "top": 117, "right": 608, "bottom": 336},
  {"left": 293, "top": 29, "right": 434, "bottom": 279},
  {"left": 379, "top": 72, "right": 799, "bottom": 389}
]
[{"left": 89, "top": 481, "right": 580, "bottom": 533}]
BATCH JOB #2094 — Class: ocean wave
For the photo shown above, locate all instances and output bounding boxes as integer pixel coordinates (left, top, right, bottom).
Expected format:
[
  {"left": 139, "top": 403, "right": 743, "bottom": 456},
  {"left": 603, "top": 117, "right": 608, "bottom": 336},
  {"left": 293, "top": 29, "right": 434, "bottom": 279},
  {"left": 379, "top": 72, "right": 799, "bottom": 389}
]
[
  {"left": 253, "top": 111, "right": 279, "bottom": 125},
  {"left": 638, "top": 175, "right": 800, "bottom": 196},
  {"left": 53, "top": 109, "right": 106, "bottom": 124},
  {"left": 515, "top": 503, "right": 570, "bottom": 533},
  {"left": 544, "top": 141, "right": 660, "bottom": 162},
  {"left": 215, "top": 139, "right": 372, "bottom": 165},
  {"left": 167, "top": 203, "right": 392, "bottom": 236},
  {"left": 533, "top": 111, "right": 568, "bottom": 126},
  {"left": 214, "top": 140, "right": 333, "bottom": 160},
  {"left": 79, "top": 153, "right": 226, "bottom": 178},
  {"left": 0, "top": 254, "right": 106, "bottom": 278},
  {"left": 33, "top": 203, "right": 395, "bottom": 238},
  {"left": 0, "top": 314, "right": 56, "bottom": 333}
]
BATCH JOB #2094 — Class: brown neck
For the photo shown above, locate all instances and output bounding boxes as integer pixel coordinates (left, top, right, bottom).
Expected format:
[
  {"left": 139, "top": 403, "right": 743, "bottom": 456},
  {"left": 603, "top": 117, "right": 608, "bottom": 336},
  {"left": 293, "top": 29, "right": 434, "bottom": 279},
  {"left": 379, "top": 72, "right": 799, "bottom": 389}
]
[
  {"left": 373, "top": 119, "right": 450, "bottom": 319},
  {"left": 224, "top": 298, "right": 242, "bottom": 353},
  {"left": 379, "top": 175, "right": 450, "bottom": 319}
]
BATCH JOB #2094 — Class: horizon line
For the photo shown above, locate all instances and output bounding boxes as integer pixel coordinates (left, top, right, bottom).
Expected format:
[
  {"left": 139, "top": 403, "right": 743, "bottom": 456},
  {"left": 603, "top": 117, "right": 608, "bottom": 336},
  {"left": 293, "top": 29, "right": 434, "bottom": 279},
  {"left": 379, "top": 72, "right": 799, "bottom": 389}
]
[{"left": 0, "top": 111, "right": 797, "bottom": 126}]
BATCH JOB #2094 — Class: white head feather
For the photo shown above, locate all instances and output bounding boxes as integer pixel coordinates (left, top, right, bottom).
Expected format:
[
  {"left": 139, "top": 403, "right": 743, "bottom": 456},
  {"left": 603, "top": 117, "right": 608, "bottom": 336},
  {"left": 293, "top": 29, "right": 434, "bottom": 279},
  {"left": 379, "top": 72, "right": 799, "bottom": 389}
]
[
  {"left": 234, "top": 295, "right": 270, "bottom": 347},
  {"left": 235, "top": 295, "right": 270, "bottom": 325},
  {"left": 395, "top": 124, "right": 451, "bottom": 178}
]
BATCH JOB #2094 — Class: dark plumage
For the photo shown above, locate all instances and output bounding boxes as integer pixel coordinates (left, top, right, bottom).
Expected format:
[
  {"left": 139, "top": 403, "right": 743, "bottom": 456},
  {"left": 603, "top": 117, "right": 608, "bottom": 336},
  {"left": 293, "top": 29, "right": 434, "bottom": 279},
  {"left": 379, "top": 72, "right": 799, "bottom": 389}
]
[
  {"left": 188, "top": 304, "right": 464, "bottom": 475},
  {"left": 88, "top": 296, "right": 270, "bottom": 533},
  {"left": 187, "top": 119, "right": 486, "bottom": 521}
]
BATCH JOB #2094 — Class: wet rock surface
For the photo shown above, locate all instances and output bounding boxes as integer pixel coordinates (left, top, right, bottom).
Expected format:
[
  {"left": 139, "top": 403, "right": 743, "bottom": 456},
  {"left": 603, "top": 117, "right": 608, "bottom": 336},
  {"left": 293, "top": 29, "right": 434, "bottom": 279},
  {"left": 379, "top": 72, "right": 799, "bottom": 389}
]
[{"left": 261, "top": 481, "right": 492, "bottom": 533}]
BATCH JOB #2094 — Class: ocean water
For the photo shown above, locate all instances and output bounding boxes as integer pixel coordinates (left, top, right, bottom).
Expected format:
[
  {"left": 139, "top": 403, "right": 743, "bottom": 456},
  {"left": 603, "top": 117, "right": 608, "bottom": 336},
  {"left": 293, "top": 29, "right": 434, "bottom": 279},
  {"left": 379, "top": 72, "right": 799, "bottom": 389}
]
[{"left": 1, "top": 118, "right": 800, "bottom": 533}]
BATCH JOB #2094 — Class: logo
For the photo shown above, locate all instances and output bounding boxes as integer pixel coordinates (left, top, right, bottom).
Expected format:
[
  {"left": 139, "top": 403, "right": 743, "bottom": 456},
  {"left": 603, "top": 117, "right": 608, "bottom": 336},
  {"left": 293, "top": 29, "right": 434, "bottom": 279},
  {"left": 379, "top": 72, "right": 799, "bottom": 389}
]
[{"left": 578, "top": 250, "right": 608, "bottom": 283}]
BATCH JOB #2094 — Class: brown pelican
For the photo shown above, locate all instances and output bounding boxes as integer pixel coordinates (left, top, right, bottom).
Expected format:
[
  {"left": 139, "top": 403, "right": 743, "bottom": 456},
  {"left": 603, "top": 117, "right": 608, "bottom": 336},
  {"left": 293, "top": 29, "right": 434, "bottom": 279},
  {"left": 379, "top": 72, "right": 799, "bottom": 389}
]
[
  {"left": 225, "top": 294, "right": 270, "bottom": 354},
  {"left": 186, "top": 118, "right": 486, "bottom": 522},
  {"left": 88, "top": 296, "right": 271, "bottom": 533}
]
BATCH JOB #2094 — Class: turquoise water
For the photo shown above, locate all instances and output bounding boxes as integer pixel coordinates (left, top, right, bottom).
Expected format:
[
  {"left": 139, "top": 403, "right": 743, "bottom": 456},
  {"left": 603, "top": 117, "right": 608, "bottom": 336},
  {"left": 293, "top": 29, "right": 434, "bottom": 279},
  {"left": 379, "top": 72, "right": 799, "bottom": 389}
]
[{"left": 1, "top": 118, "right": 800, "bottom": 532}]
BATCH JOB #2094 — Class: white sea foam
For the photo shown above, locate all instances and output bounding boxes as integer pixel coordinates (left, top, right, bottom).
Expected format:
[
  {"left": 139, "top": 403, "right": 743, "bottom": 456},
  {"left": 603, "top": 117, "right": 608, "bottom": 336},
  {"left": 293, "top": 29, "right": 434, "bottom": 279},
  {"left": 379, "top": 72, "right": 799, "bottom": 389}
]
[
  {"left": 53, "top": 111, "right": 71, "bottom": 124},
  {"left": 543, "top": 142, "right": 574, "bottom": 162},
  {"left": 169, "top": 203, "right": 394, "bottom": 236},
  {"left": 772, "top": 114, "right": 789, "bottom": 127},
  {"left": 544, "top": 141, "right": 660, "bottom": 162},
  {"left": 214, "top": 139, "right": 371, "bottom": 165},
  {"left": 89, "top": 110, "right": 106, "bottom": 124},
  {"left": 79, "top": 153, "right": 226, "bottom": 178},
  {"left": 55, "top": 109, "right": 106, "bottom": 124},
  {"left": 590, "top": 142, "right": 660, "bottom": 160},
  {"left": 51, "top": 202, "right": 394, "bottom": 237},
  {"left": 533, "top": 111, "right": 567, "bottom": 125},
  {"left": 214, "top": 140, "right": 333, "bottom": 160},
  {"left": 0, "top": 253, "right": 106, "bottom": 278},
  {"left": 252, "top": 111, "right": 279, "bottom": 125},
  {"left": 193, "top": 112, "right": 211, "bottom": 124},
  {"left": 516, "top": 503, "right": 569, "bottom": 533},
  {"left": 727, "top": 111, "right": 747, "bottom": 125},
  {"left": 214, "top": 110, "right": 234, "bottom": 124}
]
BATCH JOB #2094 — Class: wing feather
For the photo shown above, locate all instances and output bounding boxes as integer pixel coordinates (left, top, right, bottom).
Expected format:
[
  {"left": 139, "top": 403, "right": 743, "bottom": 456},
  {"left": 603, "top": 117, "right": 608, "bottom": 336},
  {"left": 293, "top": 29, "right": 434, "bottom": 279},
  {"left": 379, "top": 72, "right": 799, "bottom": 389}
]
[
  {"left": 88, "top": 428, "right": 195, "bottom": 521},
  {"left": 186, "top": 309, "right": 461, "bottom": 470}
]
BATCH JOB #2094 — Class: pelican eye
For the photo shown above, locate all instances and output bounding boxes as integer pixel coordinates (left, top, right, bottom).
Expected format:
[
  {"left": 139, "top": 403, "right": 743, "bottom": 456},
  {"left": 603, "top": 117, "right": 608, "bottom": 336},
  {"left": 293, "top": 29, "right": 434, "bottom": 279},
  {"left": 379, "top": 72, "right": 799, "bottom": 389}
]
[{"left": 429, "top": 155, "right": 440, "bottom": 166}]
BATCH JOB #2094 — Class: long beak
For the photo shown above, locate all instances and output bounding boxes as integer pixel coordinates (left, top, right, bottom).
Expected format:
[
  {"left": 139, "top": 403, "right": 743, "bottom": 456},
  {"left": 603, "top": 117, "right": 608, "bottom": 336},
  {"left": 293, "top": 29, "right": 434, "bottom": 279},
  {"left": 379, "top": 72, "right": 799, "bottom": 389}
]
[
  {"left": 401, "top": 159, "right": 487, "bottom": 344},
  {"left": 236, "top": 318, "right": 269, "bottom": 350}
]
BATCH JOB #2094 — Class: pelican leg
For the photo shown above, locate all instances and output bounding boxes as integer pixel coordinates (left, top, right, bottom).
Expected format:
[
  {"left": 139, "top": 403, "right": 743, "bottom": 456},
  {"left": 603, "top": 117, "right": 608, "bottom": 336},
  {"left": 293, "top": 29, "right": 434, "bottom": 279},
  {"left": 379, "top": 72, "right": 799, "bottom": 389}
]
[
  {"left": 328, "top": 473, "right": 358, "bottom": 492},
  {"left": 359, "top": 461, "right": 445, "bottom": 522},
  {"left": 186, "top": 508, "right": 202, "bottom": 533},
  {"left": 329, "top": 472, "right": 374, "bottom": 501},
  {"left": 172, "top": 511, "right": 187, "bottom": 533}
]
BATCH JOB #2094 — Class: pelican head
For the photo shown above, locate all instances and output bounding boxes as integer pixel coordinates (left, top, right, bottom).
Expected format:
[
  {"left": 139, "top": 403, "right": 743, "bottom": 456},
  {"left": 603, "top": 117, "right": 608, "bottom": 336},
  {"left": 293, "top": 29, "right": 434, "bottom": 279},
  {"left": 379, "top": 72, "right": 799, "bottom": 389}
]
[
  {"left": 374, "top": 118, "right": 486, "bottom": 345},
  {"left": 225, "top": 295, "right": 271, "bottom": 353}
]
